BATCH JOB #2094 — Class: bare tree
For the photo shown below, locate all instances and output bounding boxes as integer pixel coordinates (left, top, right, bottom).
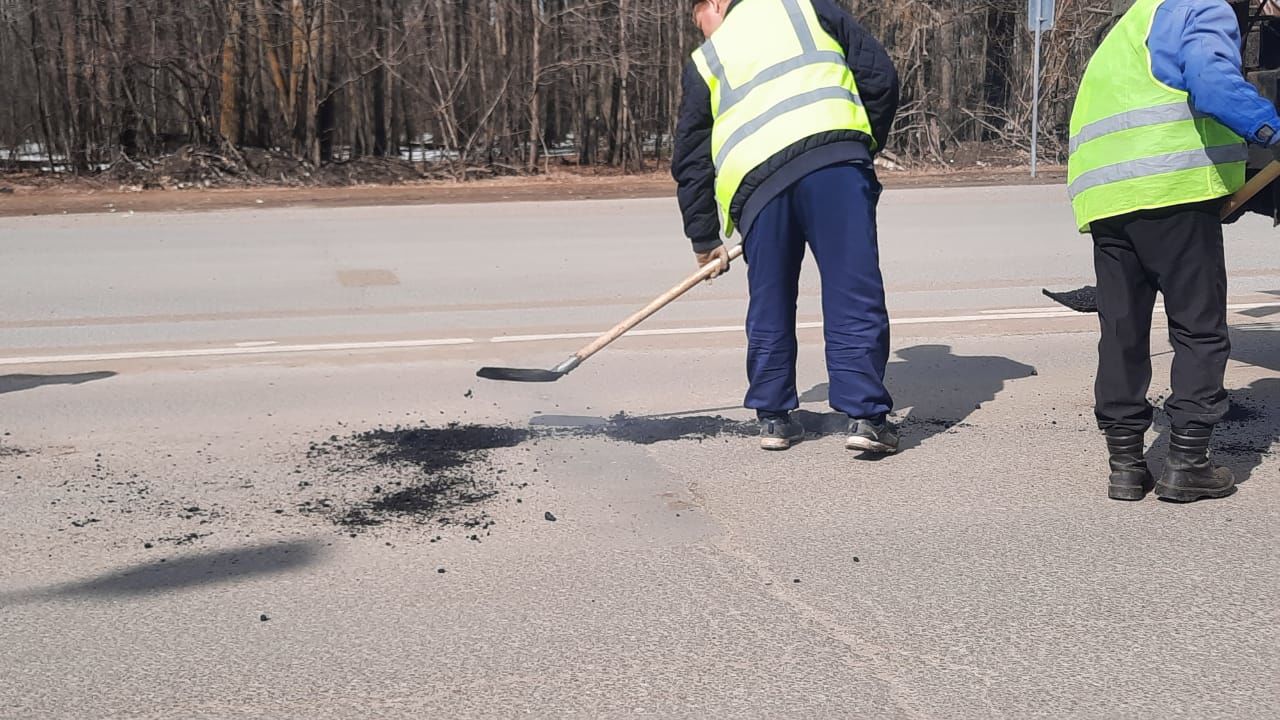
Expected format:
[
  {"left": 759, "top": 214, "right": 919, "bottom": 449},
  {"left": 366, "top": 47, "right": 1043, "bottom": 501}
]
[{"left": 0, "top": 0, "right": 1113, "bottom": 176}]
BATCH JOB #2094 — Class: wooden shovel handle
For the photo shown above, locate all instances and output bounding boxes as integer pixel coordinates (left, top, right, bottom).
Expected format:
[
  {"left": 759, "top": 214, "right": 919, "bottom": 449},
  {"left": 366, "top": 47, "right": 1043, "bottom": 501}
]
[
  {"left": 1221, "top": 159, "right": 1280, "bottom": 219},
  {"left": 572, "top": 244, "right": 744, "bottom": 364}
]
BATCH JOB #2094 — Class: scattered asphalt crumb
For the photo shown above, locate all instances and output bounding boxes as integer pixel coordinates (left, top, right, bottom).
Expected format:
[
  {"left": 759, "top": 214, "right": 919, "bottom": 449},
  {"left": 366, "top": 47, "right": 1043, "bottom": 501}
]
[
  {"left": 300, "top": 424, "right": 530, "bottom": 530},
  {"left": 793, "top": 579, "right": 801, "bottom": 584},
  {"left": 544, "top": 511, "right": 557, "bottom": 522},
  {"left": 143, "top": 542, "right": 154, "bottom": 549},
  {"left": 437, "top": 568, "right": 446, "bottom": 574},
  {"left": 153, "top": 532, "right": 212, "bottom": 546},
  {"left": 852, "top": 557, "right": 860, "bottom": 563},
  {"left": 464, "top": 389, "right": 473, "bottom": 398},
  {"left": 296, "top": 411, "right": 974, "bottom": 536},
  {"left": 260, "top": 614, "right": 270, "bottom": 622}
]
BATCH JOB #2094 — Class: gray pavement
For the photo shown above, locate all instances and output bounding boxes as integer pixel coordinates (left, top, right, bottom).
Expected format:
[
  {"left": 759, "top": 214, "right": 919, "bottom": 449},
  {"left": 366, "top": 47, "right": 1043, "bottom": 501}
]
[{"left": 1, "top": 185, "right": 1277, "bottom": 718}]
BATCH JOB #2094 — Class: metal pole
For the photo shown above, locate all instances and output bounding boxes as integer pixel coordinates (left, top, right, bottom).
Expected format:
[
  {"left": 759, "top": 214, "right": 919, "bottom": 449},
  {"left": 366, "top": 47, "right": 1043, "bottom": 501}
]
[{"left": 1032, "top": 0, "right": 1043, "bottom": 178}]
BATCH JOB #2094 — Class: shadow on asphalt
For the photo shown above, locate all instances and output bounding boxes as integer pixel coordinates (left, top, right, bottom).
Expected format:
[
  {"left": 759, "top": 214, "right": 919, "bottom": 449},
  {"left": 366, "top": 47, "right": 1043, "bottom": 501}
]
[
  {"left": 1219, "top": 377, "right": 1279, "bottom": 485},
  {"left": 1236, "top": 289, "right": 1280, "bottom": 319},
  {"left": 1145, "top": 322, "right": 1278, "bottom": 487},
  {"left": 534, "top": 344, "right": 1040, "bottom": 455},
  {"left": 0, "top": 539, "right": 324, "bottom": 605},
  {"left": 801, "top": 344, "right": 1038, "bottom": 451},
  {"left": 0, "top": 372, "right": 117, "bottom": 395},
  {"left": 1220, "top": 321, "right": 1278, "bottom": 485}
]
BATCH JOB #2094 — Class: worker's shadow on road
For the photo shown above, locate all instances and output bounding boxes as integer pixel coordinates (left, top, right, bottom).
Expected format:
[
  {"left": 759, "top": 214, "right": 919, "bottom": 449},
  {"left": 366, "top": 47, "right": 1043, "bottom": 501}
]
[
  {"left": 1149, "top": 323, "right": 1280, "bottom": 485},
  {"left": 0, "top": 539, "right": 324, "bottom": 606},
  {"left": 800, "top": 344, "right": 1038, "bottom": 452},
  {"left": 1217, "top": 376, "right": 1279, "bottom": 485},
  {"left": 0, "top": 372, "right": 116, "bottom": 395}
]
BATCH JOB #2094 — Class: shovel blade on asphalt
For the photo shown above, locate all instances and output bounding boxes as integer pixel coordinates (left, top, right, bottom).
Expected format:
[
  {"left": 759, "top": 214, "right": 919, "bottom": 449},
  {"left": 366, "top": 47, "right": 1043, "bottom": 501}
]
[{"left": 476, "top": 366, "right": 567, "bottom": 383}]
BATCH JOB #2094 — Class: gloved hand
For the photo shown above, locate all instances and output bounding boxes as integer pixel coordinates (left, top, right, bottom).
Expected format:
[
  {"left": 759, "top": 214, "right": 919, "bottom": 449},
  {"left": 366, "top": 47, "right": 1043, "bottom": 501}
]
[{"left": 695, "top": 244, "right": 732, "bottom": 281}]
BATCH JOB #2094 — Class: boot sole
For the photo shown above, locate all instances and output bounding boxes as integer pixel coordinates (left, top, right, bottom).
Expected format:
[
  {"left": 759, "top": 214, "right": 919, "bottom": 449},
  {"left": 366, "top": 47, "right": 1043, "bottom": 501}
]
[
  {"left": 1108, "top": 485, "right": 1149, "bottom": 501},
  {"left": 760, "top": 437, "right": 801, "bottom": 451},
  {"left": 1154, "top": 482, "right": 1237, "bottom": 503},
  {"left": 845, "top": 437, "right": 899, "bottom": 454},
  {"left": 1107, "top": 471, "right": 1154, "bottom": 501}
]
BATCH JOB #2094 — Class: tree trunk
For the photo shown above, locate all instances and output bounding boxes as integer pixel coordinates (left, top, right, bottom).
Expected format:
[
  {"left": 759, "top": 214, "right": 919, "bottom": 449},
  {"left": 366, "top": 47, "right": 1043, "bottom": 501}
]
[{"left": 219, "top": 0, "right": 242, "bottom": 145}]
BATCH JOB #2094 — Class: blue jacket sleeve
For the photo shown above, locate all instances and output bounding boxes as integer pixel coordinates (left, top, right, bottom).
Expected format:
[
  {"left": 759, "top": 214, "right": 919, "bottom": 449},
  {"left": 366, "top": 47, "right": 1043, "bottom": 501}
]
[{"left": 1150, "top": 0, "right": 1280, "bottom": 145}]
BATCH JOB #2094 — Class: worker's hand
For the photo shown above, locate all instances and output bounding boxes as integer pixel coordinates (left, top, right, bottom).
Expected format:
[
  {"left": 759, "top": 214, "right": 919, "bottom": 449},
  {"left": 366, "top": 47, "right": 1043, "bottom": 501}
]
[{"left": 695, "top": 244, "right": 732, "bottom": 282}]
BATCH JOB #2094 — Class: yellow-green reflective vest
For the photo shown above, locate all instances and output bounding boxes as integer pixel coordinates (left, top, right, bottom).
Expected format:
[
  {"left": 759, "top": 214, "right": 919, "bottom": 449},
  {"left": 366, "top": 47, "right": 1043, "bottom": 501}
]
[
  {"left": 1067, "top": 0, "right": 1246, "bottom": 232},
  {"left": 691, "top": 0, "right": 873, "bottom": 237}
]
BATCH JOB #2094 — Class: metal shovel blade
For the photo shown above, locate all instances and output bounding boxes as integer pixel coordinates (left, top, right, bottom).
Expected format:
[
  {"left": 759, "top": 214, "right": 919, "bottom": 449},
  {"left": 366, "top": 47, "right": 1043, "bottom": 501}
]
[
  {"left": 476, "top": 366, "right": 567, "bottom": 383},
  {"left": 1042, "top": 286, "right": 1100, "bottom": 314}
]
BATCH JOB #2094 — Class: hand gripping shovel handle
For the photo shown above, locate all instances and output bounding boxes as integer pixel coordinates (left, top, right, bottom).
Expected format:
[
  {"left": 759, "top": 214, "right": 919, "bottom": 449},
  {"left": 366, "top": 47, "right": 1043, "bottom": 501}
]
[
  {"left": 1221, "top": 158, "right": 1280, "bottom": 220},
  {"left": 555, "top": 243, "right": 745, "bottom": 374}
]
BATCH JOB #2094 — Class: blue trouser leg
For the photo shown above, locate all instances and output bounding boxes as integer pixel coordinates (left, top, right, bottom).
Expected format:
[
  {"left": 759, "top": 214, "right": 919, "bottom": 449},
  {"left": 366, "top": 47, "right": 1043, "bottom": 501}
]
[
  {"left": 743, "top": 188, "right": 806, "bottom": 417},
  {"left": 793, "top": 163, "right": 893, "bottom": 420}
]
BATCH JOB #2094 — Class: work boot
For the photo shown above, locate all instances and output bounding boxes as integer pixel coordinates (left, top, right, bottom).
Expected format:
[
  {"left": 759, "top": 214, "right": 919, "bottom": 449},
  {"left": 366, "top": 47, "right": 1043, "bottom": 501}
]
[
  {"left": 1155, "top": 427, "right": 1237, "bottom": 503},
  {"left": 846, "top": 417, "right": 899, "bottom": 454},
  {"left": 1104, "top": 429, "right": 1154, "bottom": 501},
  {"left": 759, "top": 413, "right": 804, "bottom": 451}
]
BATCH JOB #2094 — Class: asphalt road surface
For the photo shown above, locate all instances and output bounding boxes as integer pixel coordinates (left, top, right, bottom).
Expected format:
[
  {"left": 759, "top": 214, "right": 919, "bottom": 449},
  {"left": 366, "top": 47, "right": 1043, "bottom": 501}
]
[{"left": 2, "top": 185, "right": 1277, "bottom": 718}]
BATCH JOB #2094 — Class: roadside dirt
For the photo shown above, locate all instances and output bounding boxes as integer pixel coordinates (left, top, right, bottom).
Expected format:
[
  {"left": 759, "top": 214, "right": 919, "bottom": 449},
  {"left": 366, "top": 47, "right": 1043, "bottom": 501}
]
[{"left": 0, "top": 165, "right": 1066, "bottom": 218}]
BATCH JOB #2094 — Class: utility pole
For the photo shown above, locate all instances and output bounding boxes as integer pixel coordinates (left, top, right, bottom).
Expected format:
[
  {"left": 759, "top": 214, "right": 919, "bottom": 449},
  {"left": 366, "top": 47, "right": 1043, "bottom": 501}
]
[{"left": 1029, "top": 0, "right": 1056, "bottom": 178}]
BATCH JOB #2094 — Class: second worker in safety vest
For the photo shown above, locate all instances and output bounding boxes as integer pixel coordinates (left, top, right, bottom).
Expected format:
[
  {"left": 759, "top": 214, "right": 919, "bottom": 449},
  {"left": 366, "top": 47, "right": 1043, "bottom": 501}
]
[
  {"left": 673, "top": 0, "right": 901, "bottom": 453},
  {"left": 1069, "top": 0, "right": 1280, "bottom": 502}
]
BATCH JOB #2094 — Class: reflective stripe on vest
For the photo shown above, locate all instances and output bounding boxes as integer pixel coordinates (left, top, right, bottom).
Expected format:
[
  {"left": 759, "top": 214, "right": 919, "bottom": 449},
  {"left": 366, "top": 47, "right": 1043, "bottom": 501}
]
[
  {"left": 1068, "top": 101, "right": 1208, "bottom": 155},
  {"left": 1066, "top": 0, "right": 1245, "bottom": 232},
  {"left": 692, "top": 0, "right": 872, "bottom": 237},
  {"left": 1068, "top": 144, "right": 1249, "bottom": 198},
  {"left": 715, "top": 86, "right": 862, "bottom": 169}
]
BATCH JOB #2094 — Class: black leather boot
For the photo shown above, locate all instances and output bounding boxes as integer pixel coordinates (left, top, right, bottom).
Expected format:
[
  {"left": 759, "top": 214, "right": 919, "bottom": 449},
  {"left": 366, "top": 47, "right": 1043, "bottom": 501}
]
[
  {"left": 1155, "top": 427, "right": 1236, "bottom": 502},
  {"left": 1105, "top": 430, "right": 1154, "bottom": 501}
]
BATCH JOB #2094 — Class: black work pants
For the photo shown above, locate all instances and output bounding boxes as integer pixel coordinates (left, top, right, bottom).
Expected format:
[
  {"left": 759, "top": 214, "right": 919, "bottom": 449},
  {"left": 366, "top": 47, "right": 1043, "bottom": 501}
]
[{"left": 1091, "top": 200, "right": 1230, "bottom": 434}]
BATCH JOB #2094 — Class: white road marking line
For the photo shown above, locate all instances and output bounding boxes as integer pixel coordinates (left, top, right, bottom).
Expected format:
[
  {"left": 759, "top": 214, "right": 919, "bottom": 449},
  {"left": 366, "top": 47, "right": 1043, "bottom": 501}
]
[
  {"left": 493, "top": 326, "right": 737, "bottom": 343},
  {"left": 0, "top": 338, "right": 475, "bottom": 366},
  {"left": 492, "top": 310, "right": 1084, "bottom": 343},
  {"left": 5, "top": 301, "right": 1272, "bottom": 366},
  {"left": 981, "top": 302, "right": 1277, "bottom": 315},
  {"left": 893, "top": 311, "right": 1079, "bottom": 325},
  {"left": 980, "top": 306, "right": 1076, "bottom": 315}
]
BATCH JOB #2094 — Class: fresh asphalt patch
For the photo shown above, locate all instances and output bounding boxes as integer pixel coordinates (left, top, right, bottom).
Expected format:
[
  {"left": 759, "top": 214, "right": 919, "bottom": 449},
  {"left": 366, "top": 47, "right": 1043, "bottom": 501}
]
[{"left": 294, "top": 411, "right": 975, "bottom": 531}]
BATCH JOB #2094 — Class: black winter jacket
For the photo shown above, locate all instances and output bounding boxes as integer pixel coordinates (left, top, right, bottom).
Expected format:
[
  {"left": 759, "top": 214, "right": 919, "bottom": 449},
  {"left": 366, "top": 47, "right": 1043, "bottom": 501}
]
[{"left": 671, "top": 0, "right": 900, "bottom": 251}]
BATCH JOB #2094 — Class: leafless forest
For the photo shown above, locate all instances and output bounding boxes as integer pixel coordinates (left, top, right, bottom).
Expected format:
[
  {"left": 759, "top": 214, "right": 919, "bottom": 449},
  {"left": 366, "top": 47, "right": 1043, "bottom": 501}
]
[{"left": 0, "top": 0, "right": 1113, "bottom": 179}]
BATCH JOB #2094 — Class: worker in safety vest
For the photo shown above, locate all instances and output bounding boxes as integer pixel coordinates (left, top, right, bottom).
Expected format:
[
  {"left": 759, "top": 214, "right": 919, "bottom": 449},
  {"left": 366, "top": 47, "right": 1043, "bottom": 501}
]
[
  {"left": 673, "top": 0, "right": 900, "bottom": 453},
  {"left": 1069, "top": 0, "right": 1280, "bottom": 501}
]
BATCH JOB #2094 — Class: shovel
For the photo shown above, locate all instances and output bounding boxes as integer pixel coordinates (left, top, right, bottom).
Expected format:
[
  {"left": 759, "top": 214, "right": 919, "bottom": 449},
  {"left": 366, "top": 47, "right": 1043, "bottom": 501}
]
[
  {"left": 1044, "top": 159, "right": 1280, "bottom": 313},
  {"left": 478, "top": 244, "right": 745, "bottom": 383}
]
